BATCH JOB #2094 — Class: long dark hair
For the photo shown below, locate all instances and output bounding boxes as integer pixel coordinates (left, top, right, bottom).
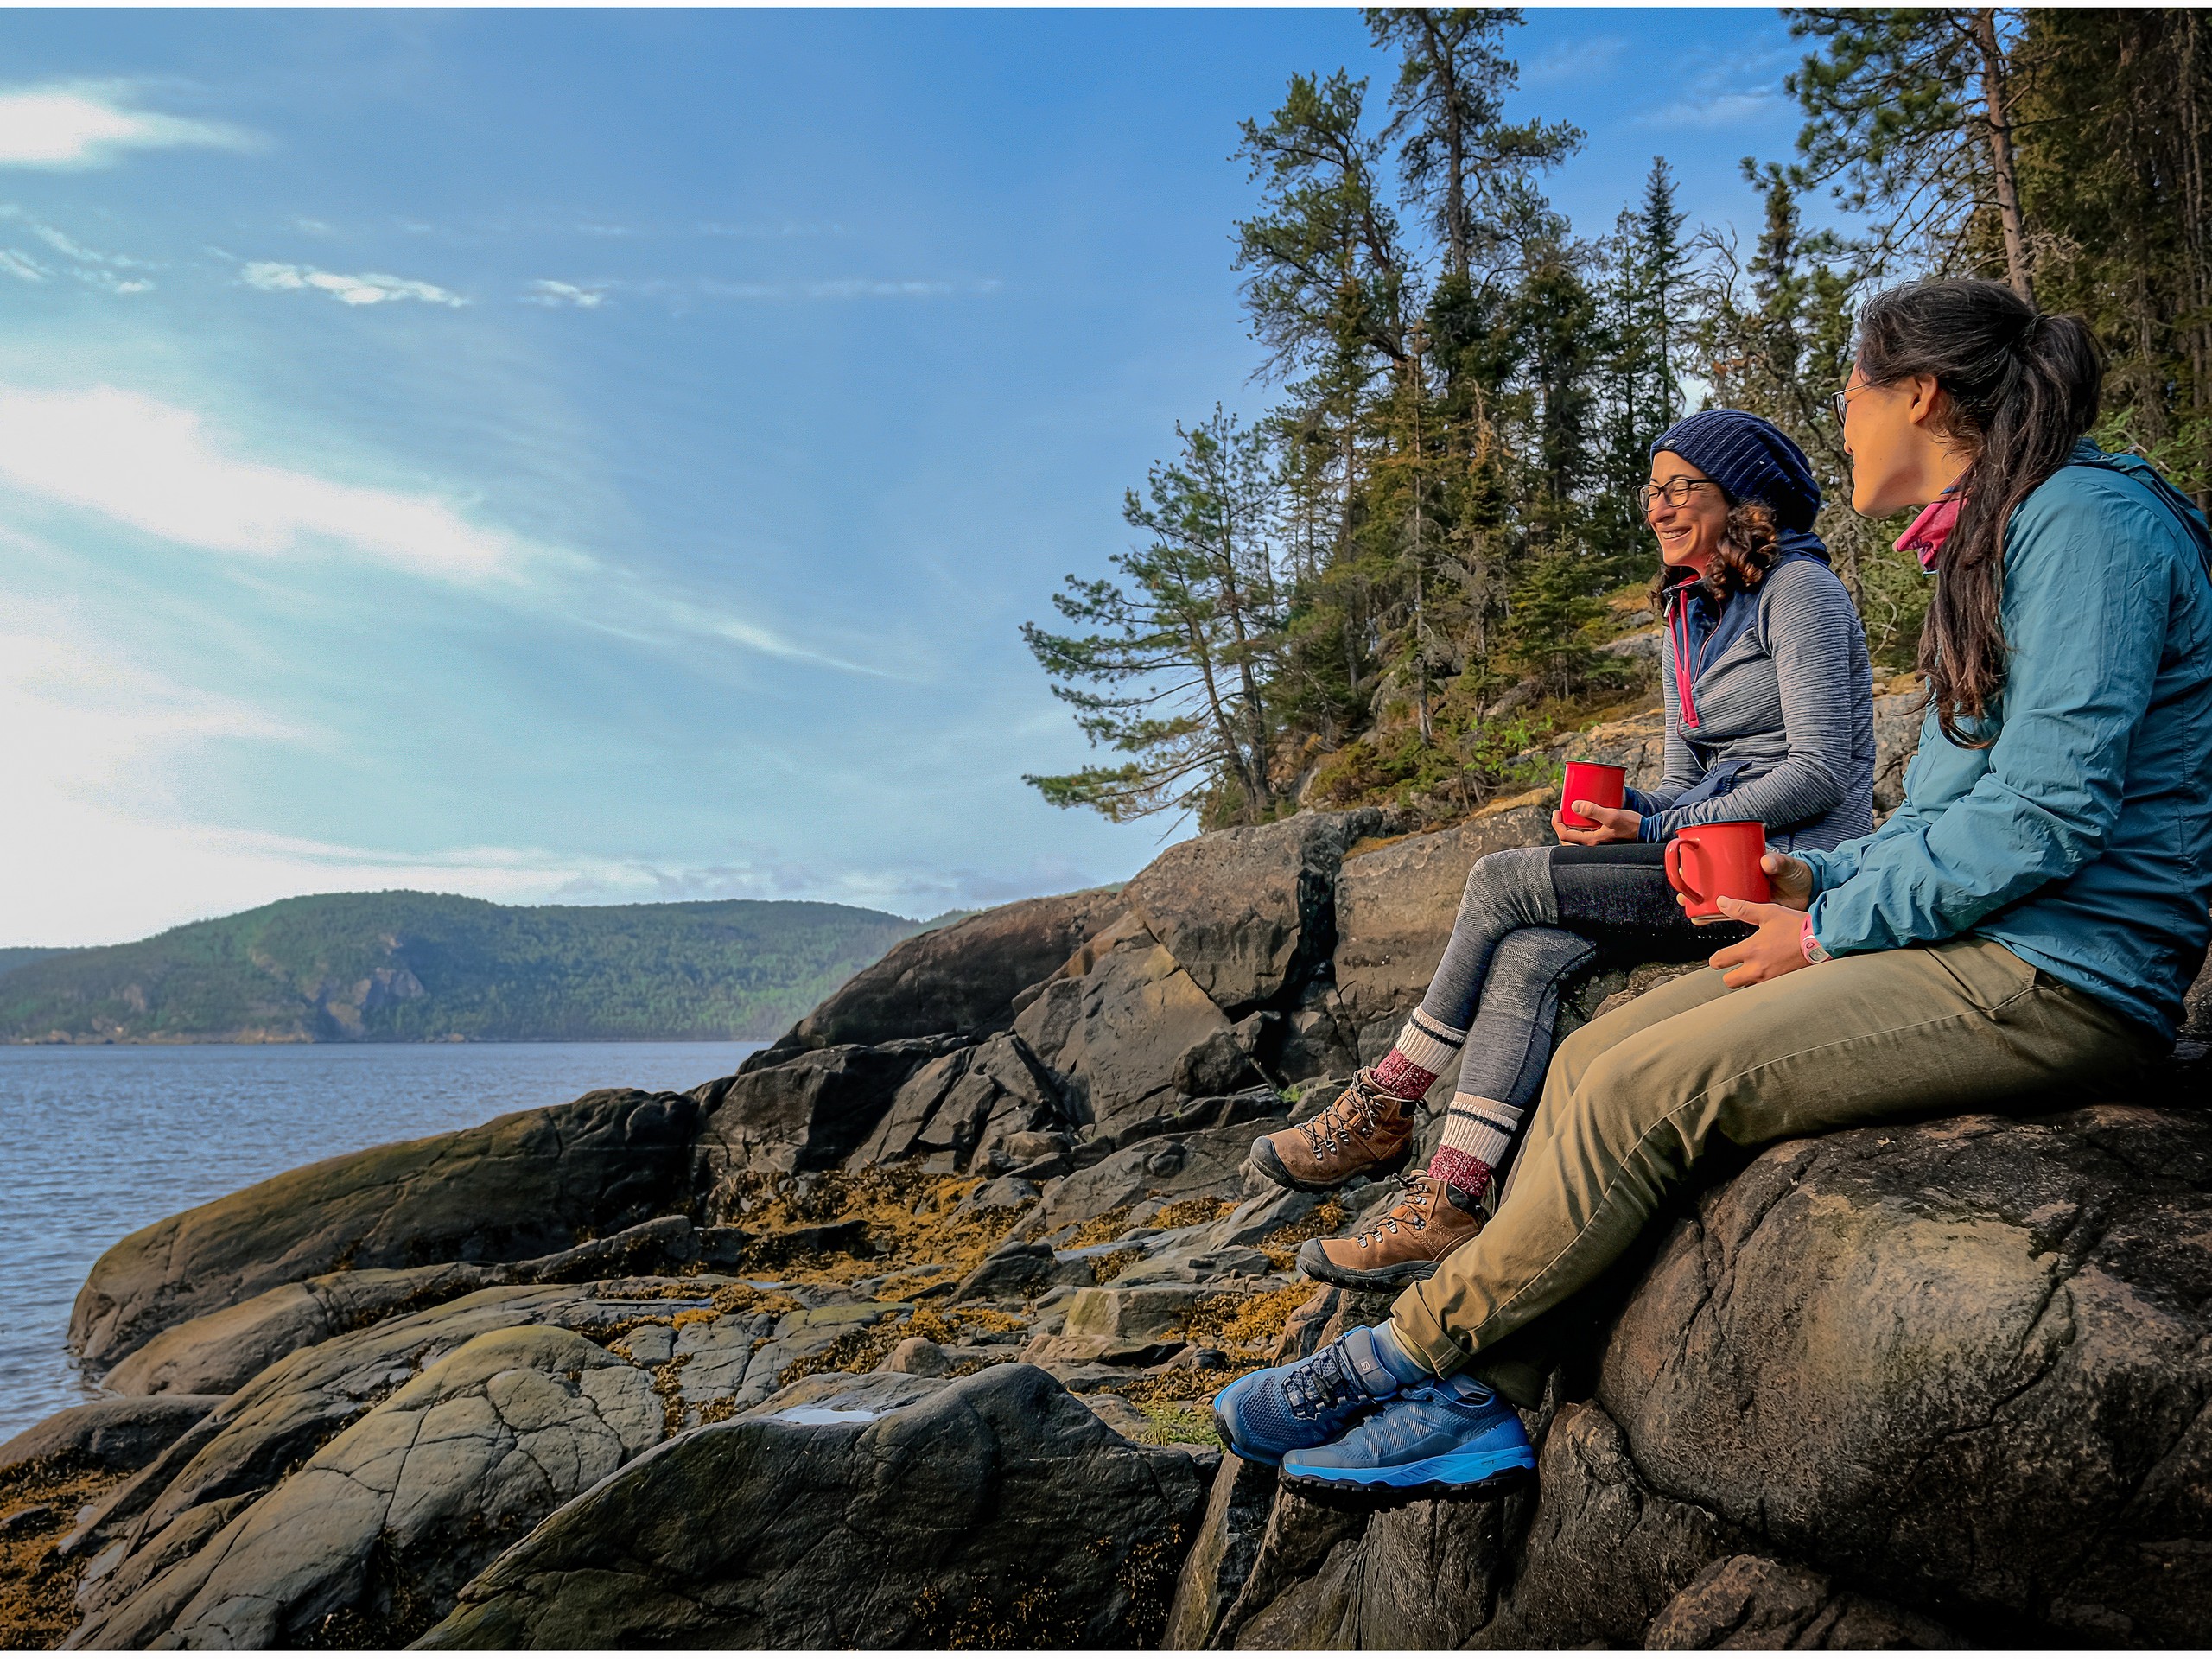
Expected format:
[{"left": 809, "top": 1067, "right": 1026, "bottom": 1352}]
[{"left": 1855, "top": 278, "right": 2103, "bottom": 746}]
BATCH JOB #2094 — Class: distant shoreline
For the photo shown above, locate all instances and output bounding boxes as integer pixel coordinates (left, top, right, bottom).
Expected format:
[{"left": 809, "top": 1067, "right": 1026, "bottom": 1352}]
[{"left": 1, "top": 1033, "right": 775, "bottom": 1047}]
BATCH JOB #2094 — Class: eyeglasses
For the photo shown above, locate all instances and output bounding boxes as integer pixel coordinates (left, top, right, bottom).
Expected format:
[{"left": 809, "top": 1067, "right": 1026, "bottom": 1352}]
[
  {"left": 1637, "top": 477, "right": 1720, "bottom": 515},
  {"left": 1830, "top": 382, "right": 1871, "bottom": 428}
]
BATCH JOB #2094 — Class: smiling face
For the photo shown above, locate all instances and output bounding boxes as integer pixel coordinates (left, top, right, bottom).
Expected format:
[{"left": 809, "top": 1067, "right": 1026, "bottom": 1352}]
[{"left": 1646, "top": 451, "right": 1730, "bottom": 574}]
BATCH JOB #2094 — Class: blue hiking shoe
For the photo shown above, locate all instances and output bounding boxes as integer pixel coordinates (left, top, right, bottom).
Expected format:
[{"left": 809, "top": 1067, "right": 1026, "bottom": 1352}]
[
  {"left": 1279, "top": 1371, "right": 1535, "bottom": 1496},
  {"left": 1211, "top": 1325, "right": 1407, "bottom": 1466}
]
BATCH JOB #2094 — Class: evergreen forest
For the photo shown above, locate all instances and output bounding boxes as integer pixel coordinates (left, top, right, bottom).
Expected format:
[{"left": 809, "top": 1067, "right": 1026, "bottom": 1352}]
[
  {"left": 0, "top": 892, "right": 931, "bottom": 1044},
  {"left": 1024, "top": 8, "right": 2212, "bottom": 830}
]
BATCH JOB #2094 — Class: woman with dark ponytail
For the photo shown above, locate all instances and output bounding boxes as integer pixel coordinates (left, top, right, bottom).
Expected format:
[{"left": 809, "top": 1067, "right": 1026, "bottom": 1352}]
[{"left": 1214, "top": 277, "right": 2212, "bottom": 1497}]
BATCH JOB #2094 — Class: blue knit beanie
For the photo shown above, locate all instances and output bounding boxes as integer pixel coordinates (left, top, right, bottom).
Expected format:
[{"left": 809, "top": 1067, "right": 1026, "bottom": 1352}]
[{"left": 1650, "top": 409, "right": 1821, "bottom": 532}]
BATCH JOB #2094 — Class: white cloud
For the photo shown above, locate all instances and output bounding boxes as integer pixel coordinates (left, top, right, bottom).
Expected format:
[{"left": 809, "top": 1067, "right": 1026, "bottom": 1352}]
[
  {"left": 695, "top": 220, "right": 849, "bottom": 239},
  {"left": 0, "top": 207, "right": 156, "bottom": 294},
  {"left": 0, "top": 384, "right": 531, "bottom": 582},
  {"left": 0, "top": 381, "right": 883, "bottom": 676},
  {"left": 1525, "top": 35, "right": 1628, "bottom": 86},
  {"left": 0, "top": 86, "right": 251, "bottom": 169},
  {"left": 0, "top": 602, "right": 928, "bottom": 941},
  {"left": 693, "top": 277, "right": 996, "bottom": 302},
  {"left": 241, "top": 261, "right": 464, "bottom": 307},
  {"left": 1638, "top": 90, "right": 1787, "bottom": 130},
  {"left": 523, "top": 279, "right": 609, "bottom": 309},
  {"left": 1636, "top": 48, "right": 1796, "bottom": 130}
]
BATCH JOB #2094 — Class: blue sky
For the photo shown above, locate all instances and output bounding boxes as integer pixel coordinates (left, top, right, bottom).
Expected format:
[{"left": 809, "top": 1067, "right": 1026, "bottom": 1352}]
[{"left": 0, "top": 8, "right": 1810, "bottom": 946}]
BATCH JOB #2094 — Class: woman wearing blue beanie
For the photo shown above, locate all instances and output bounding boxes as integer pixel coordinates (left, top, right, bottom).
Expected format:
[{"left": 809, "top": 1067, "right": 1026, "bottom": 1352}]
[
  {"left": 1223, "top": 279, "right": 2211, "bottom": 1502},
  {"left": 1249, "top": 407, "right": 1875, "bottom": 1289}
]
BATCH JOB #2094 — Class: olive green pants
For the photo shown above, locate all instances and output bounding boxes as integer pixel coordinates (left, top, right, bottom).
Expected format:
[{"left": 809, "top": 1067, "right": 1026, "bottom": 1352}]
[{"left": 1389, "top": 937, "right": 2157, "bottom": 1391}]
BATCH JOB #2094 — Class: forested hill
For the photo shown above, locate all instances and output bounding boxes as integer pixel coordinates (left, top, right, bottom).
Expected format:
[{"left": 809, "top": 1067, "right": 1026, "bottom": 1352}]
[{"left": 0, "top": 892, "right": 934, "bottom": 1044}]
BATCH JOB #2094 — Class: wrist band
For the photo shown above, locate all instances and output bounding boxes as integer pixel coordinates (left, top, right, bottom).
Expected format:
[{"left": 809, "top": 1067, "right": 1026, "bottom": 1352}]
[{"left": 1800, "top": 914, "right": 1832, "bottom": 965}]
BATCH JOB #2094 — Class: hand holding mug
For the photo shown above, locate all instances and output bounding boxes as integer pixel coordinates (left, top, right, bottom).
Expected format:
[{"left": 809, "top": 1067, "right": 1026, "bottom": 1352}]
[
  {"left": 1553, "top": 802, "right": 1643, "bottom": 845},
  {"left": 1554, "top": 760, "right": 1637, "bottom": 844},
  {"left": 1702, "top": 851, "right": 1818, "bottom": 989}
]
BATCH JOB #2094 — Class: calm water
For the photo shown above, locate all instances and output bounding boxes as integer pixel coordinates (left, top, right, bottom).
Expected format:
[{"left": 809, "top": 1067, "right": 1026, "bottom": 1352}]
[{"left": 0, "top": 1041, "right": 760, "bottom": 1444}]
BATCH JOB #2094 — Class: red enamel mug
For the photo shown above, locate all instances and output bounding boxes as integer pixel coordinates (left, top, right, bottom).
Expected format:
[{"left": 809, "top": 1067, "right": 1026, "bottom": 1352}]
[
  {"left": 1664, "top": 820, "right": 1772, "bottom": 923},
  {"left": 1560, "top": 760, "right": 1627, "bottom": 830}
]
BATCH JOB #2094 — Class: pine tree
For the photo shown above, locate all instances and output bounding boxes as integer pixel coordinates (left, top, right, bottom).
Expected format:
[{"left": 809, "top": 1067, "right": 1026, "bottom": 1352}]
[
  {"left": 1691, "top": 165, "right": 1895, "bottom": 622},
  {"left": 1786, "top": 8, "right": 2036, "bottom": 298},
  {"left": 2011, "top": 9, "right": 2212, "bottom": 499},
  {"left": 1592, "top": 159, "right": 1691, "bottom": 580},
  {"left": 1365, "top": 8, "right": 1581, "bottom": 287},
  {"left": 1020, "top": 412, "right": 1287, "bottom": 825}
]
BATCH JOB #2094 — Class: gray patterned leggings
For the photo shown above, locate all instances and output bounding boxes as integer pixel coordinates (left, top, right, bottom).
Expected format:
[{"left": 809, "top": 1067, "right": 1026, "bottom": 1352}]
[{"left": 1419, "top": 842, "right": 1750, "bottom": 1111}]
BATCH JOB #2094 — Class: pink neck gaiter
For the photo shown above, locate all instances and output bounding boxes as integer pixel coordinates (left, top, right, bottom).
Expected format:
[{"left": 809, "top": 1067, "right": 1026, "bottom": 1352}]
[{"left": 1896, "top": 495, "right": 1962, "bottom": 570}]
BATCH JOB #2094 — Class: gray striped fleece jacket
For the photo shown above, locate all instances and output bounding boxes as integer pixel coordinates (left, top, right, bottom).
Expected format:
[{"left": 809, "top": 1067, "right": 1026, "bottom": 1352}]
[{"left": 1624, "top": 549, "right": 1876, "bottom": 853}]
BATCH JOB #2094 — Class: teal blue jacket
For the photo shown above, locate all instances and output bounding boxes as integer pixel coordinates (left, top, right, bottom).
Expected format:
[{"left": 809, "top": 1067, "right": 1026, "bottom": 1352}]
[{"left": 1802, "top": 444, "right": 2212, "bottom": 1039}]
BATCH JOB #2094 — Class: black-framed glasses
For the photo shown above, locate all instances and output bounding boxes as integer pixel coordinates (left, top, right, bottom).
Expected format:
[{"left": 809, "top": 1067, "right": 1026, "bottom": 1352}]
[
  {"left": 1637, "top": 477, "right": 1719, "bottom": 515},
  {"left": 1831, "top": 382, "right": 1870, "bottom": 428}
]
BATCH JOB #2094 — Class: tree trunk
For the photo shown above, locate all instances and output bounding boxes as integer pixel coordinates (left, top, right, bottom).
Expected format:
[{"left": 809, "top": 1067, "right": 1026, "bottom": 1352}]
[
  {"left": 1421, "top": 13, "right": 1469, "bottom": 279},
  {"left": 1214, "top": 504, "right": 1275, "bottom": 818},
  {"left": 2180, "top": 8, "right": 2212, "bottom": 507},
  {"left": 1186, "top": 622, "right": 1262, "bottom": 823},
  {"left": 1973, "top": 8, "right": 2036, "bottom": 306}
]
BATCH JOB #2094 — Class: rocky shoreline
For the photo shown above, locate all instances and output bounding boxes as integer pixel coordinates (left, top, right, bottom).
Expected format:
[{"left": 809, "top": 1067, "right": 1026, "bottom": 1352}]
[{"left": 5, "top": 694, "right": 2212, "bottom": 1649}]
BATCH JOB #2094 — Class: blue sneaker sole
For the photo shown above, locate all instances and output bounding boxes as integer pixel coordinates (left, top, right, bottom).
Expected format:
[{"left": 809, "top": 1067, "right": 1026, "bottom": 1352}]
[{"left": 1279, "top": 1443, "right": 1536, "bottom": 1497}]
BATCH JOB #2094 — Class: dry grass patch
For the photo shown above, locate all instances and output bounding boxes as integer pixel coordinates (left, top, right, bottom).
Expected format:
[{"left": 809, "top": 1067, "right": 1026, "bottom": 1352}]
[
  {"left": 1090, "top": 1248, "right": 1145, "bottom": 1285},
  {"left": 0, "top": 1461, "right": 124, "bottom": 1649},
  {"left": 1150, "top": 1195, "right": 1238, "bottom": 1230},
  {"left": 1171, "top": 1282, "right": 1318, "bottom": 1360},
  {"left": 774, "top": 1305, "right": 1028, "bottom": 1390},
  {"left": 712, "top": 1166, "right": 1036, "bottom": 1293},
  {"left": 1258, "top": 1198, "right": 1345, "bottom": 1271},
  {"left": 1063, "top": 1205, "right": 1135, "bottom": 1250}
]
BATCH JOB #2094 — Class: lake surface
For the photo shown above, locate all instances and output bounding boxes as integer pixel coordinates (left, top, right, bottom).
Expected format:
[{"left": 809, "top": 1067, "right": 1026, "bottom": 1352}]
[{"left": 0, "top": 1040, "right": 760, "bottom": 1444}]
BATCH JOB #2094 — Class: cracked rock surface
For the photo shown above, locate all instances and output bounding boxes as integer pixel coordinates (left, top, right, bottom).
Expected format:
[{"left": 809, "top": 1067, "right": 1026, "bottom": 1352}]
[
  {"left": 415, "top": 1363, "right": 1209, "bottom": 1649},
  {"left": 70, "top": 1327, "right": 658, "bottom": 1649}
]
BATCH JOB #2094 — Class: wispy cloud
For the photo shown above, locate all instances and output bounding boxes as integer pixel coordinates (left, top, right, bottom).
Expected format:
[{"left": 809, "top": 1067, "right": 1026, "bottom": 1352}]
[
  {"left": 1638, "top": 90, "right": 1788, "bottom": 130},
  {"left": 523, "top": 278, "right": 610, "bottom": 309},
  {"left": 0, "top": 207, "right": 156, "bottom": 293},
  {"left": 1636, "top": 48, "right": 1796, "bottom": 130},
  {"left": 693, "top": 276, "right": 999, "bottom": 302},
  {"left": 0, "top": 384, "right": 533, "bottom": 583},
  {"left": 1525, "top": 35, "right": 1629, "bottom": 86},
  {"left": 0, "top": 380, "right": 893, "bottom": 676},
  {"left": 0, "top": 83, "right": 252, "bottom": 169},
  {"left": 240, "top": 261, "right": 465, "bottom": 307},
  {"left": 695, "top": 219, "right": 850, "bottom": 239},
  {"left": 515, "top": 274, "right": 998, "bottom": 310}
]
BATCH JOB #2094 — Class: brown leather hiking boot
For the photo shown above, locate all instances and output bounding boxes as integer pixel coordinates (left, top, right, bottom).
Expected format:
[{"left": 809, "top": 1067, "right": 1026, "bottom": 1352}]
[
  {"left": 1250, "top": 1070, "right": 1419, "bottom": 1193},
  {"left": 1297, "top": 1173, "right": 1484, "bottom": 1288}
]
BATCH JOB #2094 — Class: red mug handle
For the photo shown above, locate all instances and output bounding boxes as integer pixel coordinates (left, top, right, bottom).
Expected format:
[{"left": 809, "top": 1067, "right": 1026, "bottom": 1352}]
[{"left": 1665, "top": 836, "right": 1707, "bottom": 906}]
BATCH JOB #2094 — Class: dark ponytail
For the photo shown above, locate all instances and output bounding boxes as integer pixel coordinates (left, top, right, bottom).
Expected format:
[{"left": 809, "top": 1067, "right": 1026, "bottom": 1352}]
[{"left": 1855, "top": 278, "right": 2103, "bottom": 747}]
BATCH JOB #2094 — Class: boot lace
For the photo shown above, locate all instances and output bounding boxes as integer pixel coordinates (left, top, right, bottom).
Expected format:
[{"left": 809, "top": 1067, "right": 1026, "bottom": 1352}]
[
  {"left": 1358, "top": 1173, "right": 1436, "bottom": 1243},
  {"left": 1301, "top": 1074, "right": 1389, "bottom": 1158}
]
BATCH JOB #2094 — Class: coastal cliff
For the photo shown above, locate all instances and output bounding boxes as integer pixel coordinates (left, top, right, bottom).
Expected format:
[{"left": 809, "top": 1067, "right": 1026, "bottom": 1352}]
[{"left": 6, "top": 696, "right": 2212, "bottom": 1649}]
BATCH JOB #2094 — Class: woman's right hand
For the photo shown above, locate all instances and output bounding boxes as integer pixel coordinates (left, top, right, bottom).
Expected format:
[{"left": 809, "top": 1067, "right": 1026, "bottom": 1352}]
[{"left": 1553, "top": 804, "right": 1643, "bottom": 845}]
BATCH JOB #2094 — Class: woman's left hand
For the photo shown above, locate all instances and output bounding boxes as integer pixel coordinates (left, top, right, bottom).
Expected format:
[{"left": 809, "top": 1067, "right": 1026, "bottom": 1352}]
[
  {"left": 1553, "top": 803, "right": 1643, "bottom": 845},
  {"left": 1707, "top": 895, "right": 1810, "bottom": 988}
]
